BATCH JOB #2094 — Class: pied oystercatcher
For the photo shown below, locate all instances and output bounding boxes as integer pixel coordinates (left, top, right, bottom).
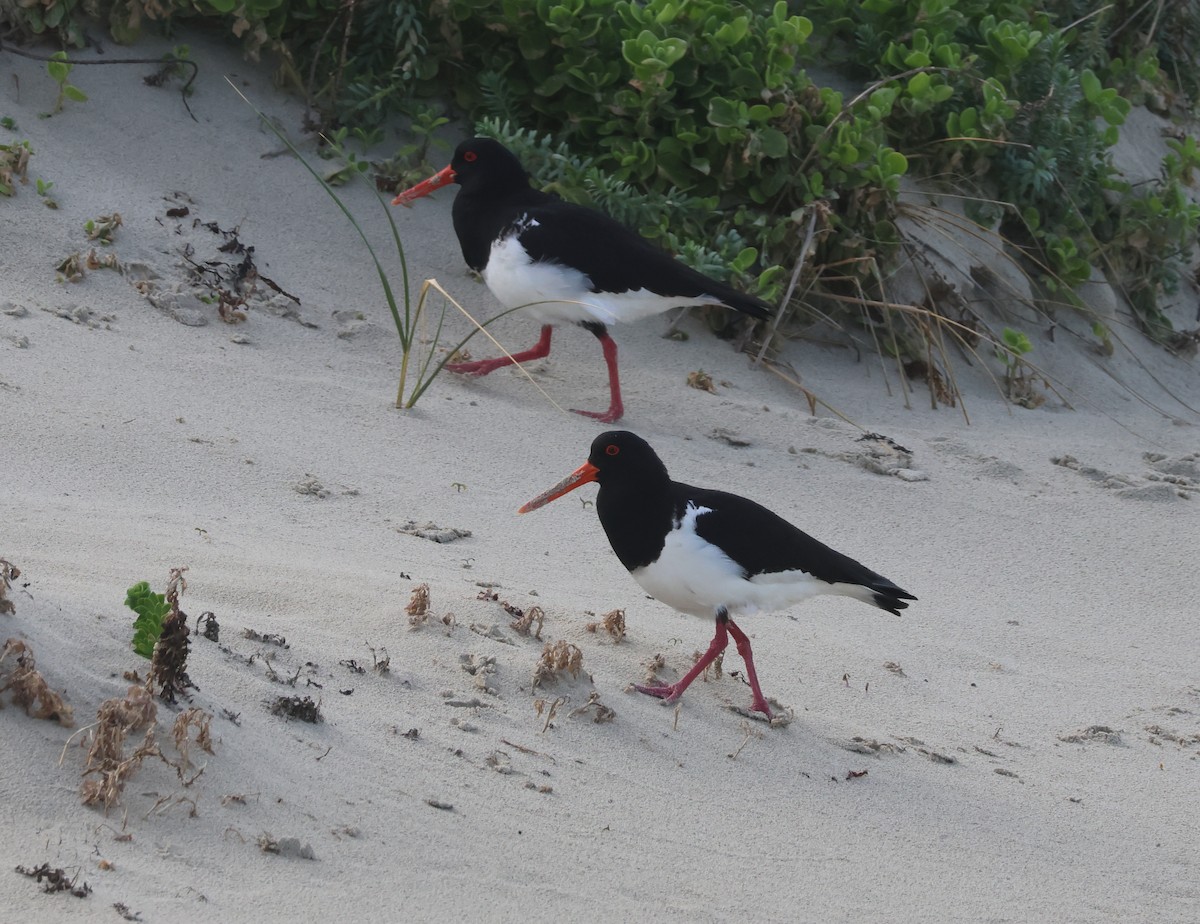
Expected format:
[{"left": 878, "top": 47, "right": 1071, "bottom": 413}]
[
  {"left": 393, "top": 138, "right": 770, "bottom": 422},
  {"left": 519, "top": 431, "right": 916, "bottom": 718}
]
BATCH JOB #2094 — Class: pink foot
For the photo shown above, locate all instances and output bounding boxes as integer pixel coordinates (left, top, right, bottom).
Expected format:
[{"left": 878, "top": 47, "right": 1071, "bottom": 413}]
[
  {"left": 634, "top": 682, "right": 683, "bottom": 703},
  {"left": 571, "top": 403, "right": 623, "bottom": 424},
  {"left": 445, "top": 358, "right": 508, "bottom": 377},
  {"left": 447, "top": 325, "right": 554, "bottom": 378}
]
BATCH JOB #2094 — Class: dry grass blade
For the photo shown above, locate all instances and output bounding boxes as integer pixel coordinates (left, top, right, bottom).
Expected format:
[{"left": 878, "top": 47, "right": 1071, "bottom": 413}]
[
  {"left": 901, "top": 196, "right": 1200, "bottom": 425},
  {"left": 728, "top": 721, "right": 764, "bottom": 760},
  {"left": 0, "top": 639, "right": 75, "bottom": 726},
  {"left": 533, "top": 696, "right": 566, "bottom": 733},
  {"left": 756, "top": 206, "right": 821, "bottom": 366},
  {"left": 755, "top": 358, "right": 862, "bottom": 426},
  {"left": 417, "top": 279, "right": 570, "bottom": 415}
]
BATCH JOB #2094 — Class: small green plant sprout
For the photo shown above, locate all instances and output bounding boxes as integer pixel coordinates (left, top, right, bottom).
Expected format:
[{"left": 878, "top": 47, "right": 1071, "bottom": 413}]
[
  {"left": 84, "top": 213, "right": 122, "bottom": 244},
  {"left": 46, "top": 52, "right": 88, "bottom": 114},
  {"left": 1, "top": 117, "right": 16, "bottom": 131},
  {"left": 378, "top": 104, "right": 452, "bottom": 190},
  {"left": 36, "top": 178, "right": 57, "bottom": 209},
  {"left": 126, "top": 567, "right": 193, "bottom": 702},
  {"left": 320, "top": 126, "right": 386, "bottom": 186},
  {"left": 0, "top": 139, "right": 33, "bottom": 197},
  {"left": 994, "top": 327, "right": 1045, "bottom": 408},
  {"left": 126, "top": 581, "right": 171, "bottom": 659}
]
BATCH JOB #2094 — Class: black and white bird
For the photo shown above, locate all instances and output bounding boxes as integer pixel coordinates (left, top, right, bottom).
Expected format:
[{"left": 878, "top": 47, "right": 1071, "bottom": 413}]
[
  {"left": 392, "top": 138, "right": 770, "bottom": 422},
  {"left": 519, "top": 431, "right": 916, "bottom": 718}
]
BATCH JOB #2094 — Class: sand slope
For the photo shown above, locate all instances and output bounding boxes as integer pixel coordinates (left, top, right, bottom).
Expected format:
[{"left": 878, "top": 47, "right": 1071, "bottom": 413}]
[{"left": 2, "top": 32, "right": 1198, "bottom": 923}]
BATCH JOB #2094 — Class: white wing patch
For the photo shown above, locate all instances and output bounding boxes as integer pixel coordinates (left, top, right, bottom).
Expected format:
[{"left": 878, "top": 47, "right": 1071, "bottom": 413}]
[
  {"left": 483, "top": 232, "right": 731, "bottom": 327},
  {"left": 630, "top": 502, "right": 867, "bottom": 619}
]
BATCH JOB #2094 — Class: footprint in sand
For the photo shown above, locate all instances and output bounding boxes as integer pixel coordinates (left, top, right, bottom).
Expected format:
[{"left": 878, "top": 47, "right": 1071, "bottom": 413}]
[
  {"left": 1051, "top": 452, "right": 1198, "bottom": 500},
  {"left": 927, "top": 435, "right": 1024, "bottom": 482}
]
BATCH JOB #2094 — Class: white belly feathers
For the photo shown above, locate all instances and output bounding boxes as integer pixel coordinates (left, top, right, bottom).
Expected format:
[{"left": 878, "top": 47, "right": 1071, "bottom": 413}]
[
  {"left": 482, "top": 223, "right": 727, "bottom": 327},
  {"left": 629, "top": 503, "right": 877, "bottom": 619}
]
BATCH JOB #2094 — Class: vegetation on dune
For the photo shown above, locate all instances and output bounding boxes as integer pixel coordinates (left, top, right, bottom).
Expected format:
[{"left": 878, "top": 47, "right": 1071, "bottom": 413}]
[{"left": 4, "top": 0, "right": 1199, "bottom": 407}]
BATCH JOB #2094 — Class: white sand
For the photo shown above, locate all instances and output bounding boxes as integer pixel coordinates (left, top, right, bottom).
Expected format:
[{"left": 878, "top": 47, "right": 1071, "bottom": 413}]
[{"left": 2, "top": 33, "right": 1198, "bottom": 923}]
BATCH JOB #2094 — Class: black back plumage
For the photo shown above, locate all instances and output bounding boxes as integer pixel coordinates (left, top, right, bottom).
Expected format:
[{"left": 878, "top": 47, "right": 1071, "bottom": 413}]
[
  {"left": 446, "top": 139, "right": 771, "bottom": 320},
  {"left": 585, "top": 431, "right": 917, "bottom": 615}
]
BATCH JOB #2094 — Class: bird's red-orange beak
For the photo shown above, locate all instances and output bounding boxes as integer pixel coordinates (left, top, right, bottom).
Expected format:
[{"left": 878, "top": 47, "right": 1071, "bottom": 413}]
[
  {"left": 519, "top": 461, "right": 600, "bottom": 513},
  {"left": 391, "top": 165, "right": 456, "bottom": 206}
]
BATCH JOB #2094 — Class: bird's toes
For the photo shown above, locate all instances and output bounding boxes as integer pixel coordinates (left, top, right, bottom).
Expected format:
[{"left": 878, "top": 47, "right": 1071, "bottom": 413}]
[
  {"left": 445, "top": 362, "right": 493, "bottom": 377},
  {"left": 633, "top": 682, "right": 676, "bottom": 701},
  {"left": 570, "top": 407, "right": 623, "bottom": 424}
]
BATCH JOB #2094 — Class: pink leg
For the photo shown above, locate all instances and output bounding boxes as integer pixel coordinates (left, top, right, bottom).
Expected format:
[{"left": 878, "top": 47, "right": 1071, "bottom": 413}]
[
  {"left": 636, "top": 618, "right": 729, "bottom": 704},
  {"left": 571, "top": 332, "right": 624, "bottom": 423},
  {"left": 447, "top": 325, "right": 553, "bottom": 377},
  {"left": 726, "top": 618, "right": 773, "bottom": 718}
]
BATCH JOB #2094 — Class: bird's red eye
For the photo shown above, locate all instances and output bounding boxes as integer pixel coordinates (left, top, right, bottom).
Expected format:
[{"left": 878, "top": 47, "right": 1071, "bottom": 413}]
[
  {"left": 463, "top": 151, "right": 478, "bottom": 162},
  {"left": 605, "top": 445, "right": 619, "bottom": 456}
]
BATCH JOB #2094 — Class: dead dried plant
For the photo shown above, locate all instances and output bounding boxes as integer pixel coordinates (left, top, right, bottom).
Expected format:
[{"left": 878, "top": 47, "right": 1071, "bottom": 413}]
[
  {"left": 0, "top": 558, "right": 19, "bottom": 615},
  {"left": 15, "top": 863, "right": 91, "bottom": 898},
  {"left": 0, "top": 639, "right": 74, "bottom": 726},
  {"left": 695, "top": 649, "right": 724, "bottom": 681},
  {"left": 241, "top": 627, "right": 288, "bottom": 647},
  {"left": 642, "top": 653, "right": 666, "bottom": 685},
  {"left": 79, "top": 685, "right": 159, "bottom": 811},
  {"left": 368, "top": 644, "right": 390, "bottom": 673},
  {"left": 197, "top": 611, "right": 220, "bottom": 642},
  {"left": 406, "top": 583, "right": 430, "bottom": 626},
  {"left": 533, "top": 696, "right": 566, "bottom": 733},
  {"left": 148, "top": 566, "right": 192, "bottom": 703},
  {"left": 686, "top": 369, "right": 717, "bottom": 393},
  {"left": 585, "top": 608, "right": 626, "bottom": 643},
  {"left": 568, "top": 692, "right": 616, "bottom": 723},
  {"left": 728, "top": 720, "right": 764, "bottom": 760},
  {"left": 269, "top": 695, "right": 322, "bottom": 723},
  {"left": 532, "top": 640, "right": 584, "bottom": 689},
  {"left": 172, "top": 707, "right": 215, "bottom": 770},
  {"left": 508, "top": 604, "right": 544, "bottom": 639}
]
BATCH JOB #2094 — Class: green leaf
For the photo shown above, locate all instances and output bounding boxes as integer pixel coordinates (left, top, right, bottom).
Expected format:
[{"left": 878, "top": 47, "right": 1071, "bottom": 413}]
[
  {"left": 47, "top": 52, "right": 70, "bottom": 84},
  {"left": 125, "top": 581, "right": 171, "bottom": 660},
  {"left": 707, "top": 97, "right": 745, "bottom": 129},
  {"left": 907, "top": 72, "right": 931, "bottom": 97},
  {"left": 758, "top": 127, "right": 788, "bottom": 158},
  {"left": 1002, "top": 327, "right": 1032, "bottom": 356},
  {"left": 1079, "top": 69, "right": 1101, "bottom": 104},
  {"left": 880, "top": 150, "right": 908, "bottom": 177},
  {"left": 731, "top": 247, "right": 757, "bottom": 273},
  {"left": 64, "top": 86, "right": 88, "bottom": 103}
]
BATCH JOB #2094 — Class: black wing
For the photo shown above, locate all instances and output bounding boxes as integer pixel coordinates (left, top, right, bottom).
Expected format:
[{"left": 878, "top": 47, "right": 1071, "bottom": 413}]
[
  {"left": 682, "top": 484, "right": 917, "bottom": 614},
  {"left": 516, "top": 201, "right": 771, "bottom": 320}
]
